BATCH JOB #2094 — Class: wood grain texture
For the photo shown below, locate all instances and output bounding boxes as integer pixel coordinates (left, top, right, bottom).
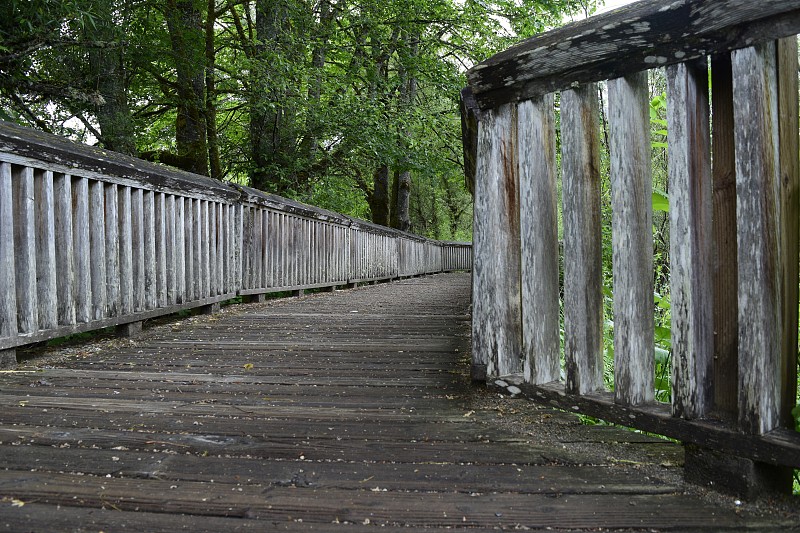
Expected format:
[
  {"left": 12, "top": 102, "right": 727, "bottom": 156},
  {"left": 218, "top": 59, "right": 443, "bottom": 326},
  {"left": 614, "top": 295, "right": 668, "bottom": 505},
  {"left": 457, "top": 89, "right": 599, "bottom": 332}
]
[
  {"left": 53, "top": 173, "right": 75, "bottom": 326},
  {"left": 710, "top": 54, "right": 739, "bottom": 418},
  {"left": 466, "top": 0, "right": 800, "bottom": 109},
  {"left": 34, "top": 170, "right": 57, "bottom": 330},
  {"left": 104, "top": 184, "right": 120, "bottom": 317},
  {"left": 0, "top": 163, "right": 17, "bottom": 338},
  {"left": 777, "top": 36, "right": 799, "bottom": 429},
  {"left": 13, "top": 165, "right": 37, "bottom": 334},
  {"left": 155, "top": 192, "right": 167, "bottom": 308},
  {"left": 518, "top": 95, "right": 560, "bottom": 385},
  {"left": 185, "top": 198, "right": 196, "bottom": 301},
  {"left": 131, "top": 188, "right": 145, "bottom": 312},
  {"left": 72, "top": 176, "right": 91, "bottom": 324},
  {"left": 175, "top": 197, "right": 186, "bottom": 304},
  {"left": 0, "top": 275, "right": 788, "bottom": 529},
  {"left": 118, "top": 186, "right": 133, "bottom": 315},
  {"left": 608, "top": 72, "right": 654, "bottom": 406},
  {"left": 471, "top": 103, "right": 522, "bottom": 379},
  {"left": 561, "top": 84, "right": 604, "bottom": 395},
  {"left": 666, "top": 59, "right": 713, "bottom": 419},
  {"left": 732, "top": 42, "right": 781, "bottom": 435},
  {"left": 89, "top": 179, "right": 107, "bottom": 320},
  {"left": 143, "top": 190, "right": 156, "bottom": 310},
  {"left": 165, "top": 195, "right": 177, "bottom": 305}
]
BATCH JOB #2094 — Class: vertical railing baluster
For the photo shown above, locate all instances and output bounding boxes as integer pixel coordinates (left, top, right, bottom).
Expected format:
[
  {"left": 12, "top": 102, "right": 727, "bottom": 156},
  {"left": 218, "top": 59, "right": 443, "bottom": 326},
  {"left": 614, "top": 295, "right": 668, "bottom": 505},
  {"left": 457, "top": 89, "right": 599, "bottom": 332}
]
[
  {"left": 777, "top": 36, "right": 800, "bottom": 428},
  {"left": 0, "top": 163, "right": 18, "bottom": 339},
  {"left": 131, "top": 188, "right": 145, "bottom": 312},
  {"left": 73, "top": 177, "right": 92, "bottom": 324},
  {"left": 105, "top": 184, "right": 120, "bottom": 317},
  {"left": 143, "top": 190, "right": 156, "bottom": 310},
  {"left": 666, "top": 58, "right": 714, "bottom": 419},
  {"left": 608, "top": 72, "right": 654, "bottom": 406},
  {"left": 155, "top": 192, "right": 167, "bottom": 307},
  {"left": 472, "top": 103, "right": 522, "bottom": 380},
  {"left": 518, "top": 94, "right": 560, "bottom": 385},
  {"left": 166, "top": 195, "right": 177, "bottom": 305},
  {"left": 175, "top": 197, "right": 186, "bottom": 303},
  {"left": 35, "top": 170, "right": 57, "bottom": 330},
  {"left": 54, "top": 173, "right": 75, "bottom": 326},
  {"left": 118, "top": 186, "right": 133, "bottom": 314},
  {"left": 561, "top": 84, "right": 604, "bottom": 395},
  {"left": 732, "top": 42, "right": 782, "bottom": 434},
  {"left": 13, "top": 166, "right": 38, "bottom": 333},
  {"left": 89, "top": 180, "right": 107, "bottom": 320}
]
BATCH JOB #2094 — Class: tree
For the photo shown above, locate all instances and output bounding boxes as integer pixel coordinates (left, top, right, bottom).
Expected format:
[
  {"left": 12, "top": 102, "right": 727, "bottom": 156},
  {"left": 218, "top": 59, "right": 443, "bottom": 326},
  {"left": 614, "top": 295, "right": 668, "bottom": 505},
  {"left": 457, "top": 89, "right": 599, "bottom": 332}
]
[{"left": 1, "top": 0, "right": 595, "bottom": 237}]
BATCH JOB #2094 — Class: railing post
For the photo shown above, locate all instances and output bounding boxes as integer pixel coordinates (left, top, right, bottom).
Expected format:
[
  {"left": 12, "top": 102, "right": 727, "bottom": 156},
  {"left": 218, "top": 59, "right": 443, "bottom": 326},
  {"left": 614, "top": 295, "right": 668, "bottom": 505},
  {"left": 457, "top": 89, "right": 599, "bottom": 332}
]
[
  {"left": 518, "top": 95, "right": 560, "bottom": 385},
  {"left": 0, "top": 163, "right": 18, "bottom": 367},
  {"left": 472, "top": 103, "right": 522, "bottom": 381},
  {"left": 666, "top": 58, "right": 713, "bottom": 420},
  {"left": 608, "top": 71, "right": 654, "bottom": 406},
  {"left": 561, "top": 84, "right": 605, "bottom": 395}
]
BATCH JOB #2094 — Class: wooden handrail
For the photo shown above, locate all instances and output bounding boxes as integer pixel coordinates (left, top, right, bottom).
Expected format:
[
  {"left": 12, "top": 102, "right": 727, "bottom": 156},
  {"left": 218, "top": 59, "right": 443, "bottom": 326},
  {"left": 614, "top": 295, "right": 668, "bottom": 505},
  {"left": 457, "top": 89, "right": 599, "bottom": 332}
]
[
  {"left": 0, "top": 120, "right": 472, "bottom": 359},
  {"left": 465, "top": 0, "right": 800, "bottom": 497},
  {"left": 467, "top": 0, "right": 800, "bottom": 109}
]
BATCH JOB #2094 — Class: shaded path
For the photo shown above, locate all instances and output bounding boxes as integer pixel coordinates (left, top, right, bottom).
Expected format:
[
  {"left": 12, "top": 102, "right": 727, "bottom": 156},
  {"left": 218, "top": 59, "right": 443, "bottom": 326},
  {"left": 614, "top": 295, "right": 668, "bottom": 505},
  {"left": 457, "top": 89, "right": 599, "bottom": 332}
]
[{"left": 0, "top": 274, "right": 793, "bottom": 531}]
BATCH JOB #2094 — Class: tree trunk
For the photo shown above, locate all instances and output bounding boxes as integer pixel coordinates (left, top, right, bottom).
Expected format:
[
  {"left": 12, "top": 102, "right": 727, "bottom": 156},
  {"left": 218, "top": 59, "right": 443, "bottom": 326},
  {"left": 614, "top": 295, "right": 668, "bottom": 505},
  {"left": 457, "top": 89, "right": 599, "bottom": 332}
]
[
  {"left": 88, "top": 4, "right": 135, "bottom": 155},
  {"left": 371, "top": 164, "right": 391, "bottom": 226},
  {"left": 250, "top": 0, "right": 299, "bottom": 193},
  {"left": 165, "top": 0, "right": 208, "bottom": 176},
  {"left": 393, "top": 33, "right": 418, "bottom": 232},
  {"left": 205, "top": 0, "right": 222, "bottom": 179}
]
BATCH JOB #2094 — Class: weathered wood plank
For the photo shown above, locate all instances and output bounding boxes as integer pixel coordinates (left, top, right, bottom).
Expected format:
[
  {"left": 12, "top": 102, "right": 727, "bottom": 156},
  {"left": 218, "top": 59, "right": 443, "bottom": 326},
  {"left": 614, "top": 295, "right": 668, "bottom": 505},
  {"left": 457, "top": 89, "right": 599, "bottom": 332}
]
[
  {"left": 155, "top": 192, "right": 167, "bottom": 307},
  {"left": 666, "top": 59, "right": 713, "bottom": 419},
  {"left": 104, "top": 184, "right": 120, "bottom": 317},
  {"left": 185, "top": 198, "right": 196, "bottom": 301},
  {"left": 34, "top": 170, "right": 57, "bottom": 330},
  {"left": 518, "top": 95, "right": 560, "bottom": 385},
  {"left": 89, "top": 179, "right": 107, "bottom": 320},
  {"left": 710, "top": 53, "right": 739, "bottom": 418},
  {"left": 118, "top": 186, "right": 134, "bottom": 315},
  {"left": 777, "top": 36, "right": 799, "bottom": 429},
  {"left": 519, "top": 381, "right": 800, "bottom": 469},
  {"left": 131, "top": 188, "right": 145, "bottom": 312},
  {"left": 0, "top": 163, "right": 17, "bottom": 338},
  {"left": 72, "top": 176, "right": 91, "bottom": 324},
  {"left": 608, "top": 71, "right": 654, "bottom": 406},
  {"left": 200, "top": 200, "right": 210, "bottom": 298},
  {"left": 471, "top": 103, "right": 522, "bottom": 379},
  {"left": 466, "top": 0, "right": 800, "bottom": 109},
  {"left": 175, "top": 196, "right": 186, "bottom": 303},
  {"left": 53, "top": 173, "right": 74, "bottom": 326},
  {"left": 0, "top": 471, "right": 752, "bottom": 530},
  {"left": 732, "top": 43, "right": 782, "bottom": 435},
  {"left": 13, "top": 165, "right": 37, "bottom": 334},
  {"left": 143, "top": 190, "right": 156, "bottom": 310},
  {"left": 560, "top": 84, "right": 604, "bottom": 395}
]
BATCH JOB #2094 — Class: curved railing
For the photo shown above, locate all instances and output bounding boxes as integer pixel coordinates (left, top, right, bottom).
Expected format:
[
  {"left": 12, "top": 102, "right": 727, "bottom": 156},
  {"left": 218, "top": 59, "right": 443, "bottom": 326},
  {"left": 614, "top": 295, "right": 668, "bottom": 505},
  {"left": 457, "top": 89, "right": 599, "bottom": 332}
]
[{"left": 0, "top": 120, "right": 471, "bottom": 360}]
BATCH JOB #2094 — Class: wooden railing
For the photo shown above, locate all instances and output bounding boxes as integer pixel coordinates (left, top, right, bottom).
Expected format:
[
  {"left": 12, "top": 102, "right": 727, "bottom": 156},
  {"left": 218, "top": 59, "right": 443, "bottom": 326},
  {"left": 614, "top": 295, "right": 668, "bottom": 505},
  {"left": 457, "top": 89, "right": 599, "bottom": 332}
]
[
  {"left": 0, "top": 120, "right": 471, "bottom": 363},
  {"left": 464, "top": 0, "right": 800, "bottom": 497}
]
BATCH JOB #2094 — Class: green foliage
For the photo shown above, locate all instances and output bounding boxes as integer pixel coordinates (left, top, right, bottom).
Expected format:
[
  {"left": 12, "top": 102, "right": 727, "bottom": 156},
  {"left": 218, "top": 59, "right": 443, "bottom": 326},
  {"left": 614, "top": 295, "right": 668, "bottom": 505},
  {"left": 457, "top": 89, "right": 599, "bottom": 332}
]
[{"left": 0, "top": 0, "right": 592, "bottom": 238}]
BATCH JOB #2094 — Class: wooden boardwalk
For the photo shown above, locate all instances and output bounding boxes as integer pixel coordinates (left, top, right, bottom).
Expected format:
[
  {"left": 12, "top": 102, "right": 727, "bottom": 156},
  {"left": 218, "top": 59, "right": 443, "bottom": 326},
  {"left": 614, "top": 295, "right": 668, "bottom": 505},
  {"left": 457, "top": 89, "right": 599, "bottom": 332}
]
[{"left": 0, "top": 273, "right": 795, "bottom": 531}]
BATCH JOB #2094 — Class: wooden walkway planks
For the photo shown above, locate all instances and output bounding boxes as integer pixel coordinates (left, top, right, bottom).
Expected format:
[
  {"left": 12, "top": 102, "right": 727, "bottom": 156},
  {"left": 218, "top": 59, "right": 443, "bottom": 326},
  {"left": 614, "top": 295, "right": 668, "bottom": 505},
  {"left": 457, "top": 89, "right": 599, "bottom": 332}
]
[{"left": 0, "top": 274, "right": 794, "bottom": 531}]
